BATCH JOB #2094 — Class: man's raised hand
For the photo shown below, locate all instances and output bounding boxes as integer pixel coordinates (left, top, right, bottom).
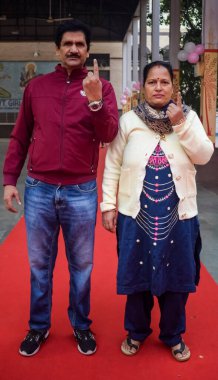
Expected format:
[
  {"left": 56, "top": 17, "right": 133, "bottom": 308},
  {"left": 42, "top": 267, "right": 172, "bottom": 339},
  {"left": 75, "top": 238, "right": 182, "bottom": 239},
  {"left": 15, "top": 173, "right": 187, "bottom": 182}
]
[{"left": 83, "top": 59, "right": 102, "bottom": 102}]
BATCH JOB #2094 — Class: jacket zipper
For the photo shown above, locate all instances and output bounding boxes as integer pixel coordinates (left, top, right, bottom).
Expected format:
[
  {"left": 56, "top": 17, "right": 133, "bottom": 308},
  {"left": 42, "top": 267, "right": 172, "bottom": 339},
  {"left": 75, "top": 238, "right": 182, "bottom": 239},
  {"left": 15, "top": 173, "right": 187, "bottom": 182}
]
[
  {"left": 29, "top": 135, "right": 36, "bottom": 172},
  {"left": 91, "top": 138, "right": 97, "bottom": 174},
  {"left": 60, "top": 76, "right": 71, "bottom": 169}
]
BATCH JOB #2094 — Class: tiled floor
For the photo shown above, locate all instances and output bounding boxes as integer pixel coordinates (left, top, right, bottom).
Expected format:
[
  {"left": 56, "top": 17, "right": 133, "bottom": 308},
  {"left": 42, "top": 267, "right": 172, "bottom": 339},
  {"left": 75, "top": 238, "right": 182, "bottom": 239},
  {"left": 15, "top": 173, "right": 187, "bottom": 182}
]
[{"left": 1, "top": 139, "right": 218, "bottom": 283}]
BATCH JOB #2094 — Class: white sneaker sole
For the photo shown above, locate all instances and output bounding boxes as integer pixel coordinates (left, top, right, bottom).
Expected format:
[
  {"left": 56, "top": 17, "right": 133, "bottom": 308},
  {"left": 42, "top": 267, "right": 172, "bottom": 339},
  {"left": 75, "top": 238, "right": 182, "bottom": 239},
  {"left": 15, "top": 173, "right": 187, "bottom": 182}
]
[{"left": 77, "top": 344, "right": 97, "bottom": 356}]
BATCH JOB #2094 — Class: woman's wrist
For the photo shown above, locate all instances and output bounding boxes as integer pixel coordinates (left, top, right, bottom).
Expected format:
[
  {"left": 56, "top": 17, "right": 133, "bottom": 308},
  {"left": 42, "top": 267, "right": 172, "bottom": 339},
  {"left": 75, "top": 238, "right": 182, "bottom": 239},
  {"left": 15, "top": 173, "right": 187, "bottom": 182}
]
[
  {"left": 173, "top": 117, "right": 186, "bottom": 125},
  {"left": 102, "top": 208, "right": 116, "bottom": 214}
]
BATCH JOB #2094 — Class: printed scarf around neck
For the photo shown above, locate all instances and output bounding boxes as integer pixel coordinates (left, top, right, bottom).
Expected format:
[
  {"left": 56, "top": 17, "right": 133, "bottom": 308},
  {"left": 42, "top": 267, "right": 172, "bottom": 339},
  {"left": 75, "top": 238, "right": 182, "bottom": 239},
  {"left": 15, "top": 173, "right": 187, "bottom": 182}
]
[{"left": 133, "top": 100, "right": 190, "bottom": 136}]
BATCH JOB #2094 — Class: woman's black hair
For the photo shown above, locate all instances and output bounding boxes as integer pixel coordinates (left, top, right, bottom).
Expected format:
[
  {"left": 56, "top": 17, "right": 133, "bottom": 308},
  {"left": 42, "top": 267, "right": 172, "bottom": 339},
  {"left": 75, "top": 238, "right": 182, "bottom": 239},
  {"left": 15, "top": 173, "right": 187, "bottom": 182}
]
[
  {"left": 54, "top": 19, "right": 91, "bottom": 50},
  {"left": 143, "top": 61, "right": 174, "bottom": 84}
]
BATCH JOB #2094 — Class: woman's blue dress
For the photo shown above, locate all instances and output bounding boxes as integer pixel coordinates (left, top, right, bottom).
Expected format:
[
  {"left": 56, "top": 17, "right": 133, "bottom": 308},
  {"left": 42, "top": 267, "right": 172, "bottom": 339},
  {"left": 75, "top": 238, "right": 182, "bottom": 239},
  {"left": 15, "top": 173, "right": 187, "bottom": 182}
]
[{"left": 116, "top": 143, "right": 201, "bottom": 296}]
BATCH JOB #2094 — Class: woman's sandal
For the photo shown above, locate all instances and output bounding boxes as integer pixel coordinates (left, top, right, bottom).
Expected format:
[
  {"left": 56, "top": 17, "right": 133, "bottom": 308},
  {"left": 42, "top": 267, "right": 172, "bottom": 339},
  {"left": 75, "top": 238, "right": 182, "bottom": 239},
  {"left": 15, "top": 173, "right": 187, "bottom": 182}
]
[
  {"left": 121, "top": 336, "right": 141, "bottom": 356},
  {"left": 171, "top": 341, "right": 191, "bottom": 362}
]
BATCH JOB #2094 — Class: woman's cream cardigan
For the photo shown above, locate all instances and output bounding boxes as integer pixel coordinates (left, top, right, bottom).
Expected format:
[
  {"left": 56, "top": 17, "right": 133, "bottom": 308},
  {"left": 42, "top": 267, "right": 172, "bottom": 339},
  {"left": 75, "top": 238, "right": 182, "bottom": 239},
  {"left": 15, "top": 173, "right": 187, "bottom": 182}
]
[{"left": 100, "top": 109, "right": 214, "bottom": 220}]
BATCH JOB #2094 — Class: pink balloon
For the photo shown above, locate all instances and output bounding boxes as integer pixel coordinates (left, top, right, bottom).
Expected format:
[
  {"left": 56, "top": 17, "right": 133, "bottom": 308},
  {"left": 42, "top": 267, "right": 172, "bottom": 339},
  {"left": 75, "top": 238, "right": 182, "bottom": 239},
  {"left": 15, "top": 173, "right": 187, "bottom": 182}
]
[
  {"left": 123, "top": 87, "right": 131, "bottom": 96},
  {"left": 120, "top": 98, "right": 127, "bottom": 105},
  {"left": 187, "top": 52, "right": 199, "bottom": 64},
  {"left": 195, "top": 44, "right": 205, "bottom": 55},
  {"left": 132, "top": 81, "right": 141, "bottom": 91}
]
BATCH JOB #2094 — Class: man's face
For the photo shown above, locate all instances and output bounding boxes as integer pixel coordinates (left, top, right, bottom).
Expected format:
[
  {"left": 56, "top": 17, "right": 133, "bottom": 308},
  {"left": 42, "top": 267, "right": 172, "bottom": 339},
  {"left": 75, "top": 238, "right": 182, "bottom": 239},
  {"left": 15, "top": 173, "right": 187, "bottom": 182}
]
[{"left": 56, "top": 31, "right": 89, "bottom": 73}]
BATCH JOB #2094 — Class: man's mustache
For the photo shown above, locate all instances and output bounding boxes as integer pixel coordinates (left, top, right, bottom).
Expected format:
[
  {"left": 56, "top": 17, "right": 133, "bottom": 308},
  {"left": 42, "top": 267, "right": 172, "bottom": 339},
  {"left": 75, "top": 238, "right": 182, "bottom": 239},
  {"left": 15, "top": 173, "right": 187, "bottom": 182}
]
[{"left": 66, "top": 54, "right": 80, "bottom": 58}]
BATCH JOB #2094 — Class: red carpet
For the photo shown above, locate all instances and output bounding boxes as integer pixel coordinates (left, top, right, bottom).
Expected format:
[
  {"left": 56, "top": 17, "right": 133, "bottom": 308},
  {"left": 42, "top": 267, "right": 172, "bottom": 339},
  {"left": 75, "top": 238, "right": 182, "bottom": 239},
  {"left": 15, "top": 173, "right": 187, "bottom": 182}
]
[{"left": 0, "top": 149, "right": 218, "bottom": 380}]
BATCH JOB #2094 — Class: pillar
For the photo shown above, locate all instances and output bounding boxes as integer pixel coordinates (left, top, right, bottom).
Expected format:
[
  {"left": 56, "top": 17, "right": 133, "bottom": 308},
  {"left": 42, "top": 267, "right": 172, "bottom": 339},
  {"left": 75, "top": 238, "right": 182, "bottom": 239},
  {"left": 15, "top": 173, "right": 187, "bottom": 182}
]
[
  {"left": 122, "top": 41, "right": 127, "bottom": 91},
  {"left": 126, "top": 31, "right": 132, "bottom": 88},
  {"left": 133, "top": 17, "right": 139, "bottom": 82},
  {"left": 152, "top": 0, "right": 160, "bottom": 61},
  {"left": 169, "top": 0, "right": 181, "bottom": 99},
  {"left": 139, "top": 0, "right": 148, "bottom": 84}
]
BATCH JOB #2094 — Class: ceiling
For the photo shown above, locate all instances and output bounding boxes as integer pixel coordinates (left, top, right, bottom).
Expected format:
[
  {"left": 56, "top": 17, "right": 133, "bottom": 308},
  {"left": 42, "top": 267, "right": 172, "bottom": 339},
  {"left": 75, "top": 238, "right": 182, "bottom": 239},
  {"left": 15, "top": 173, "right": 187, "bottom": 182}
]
[{"left": 0, "top": 0, "right": 140, "bottom": 42}]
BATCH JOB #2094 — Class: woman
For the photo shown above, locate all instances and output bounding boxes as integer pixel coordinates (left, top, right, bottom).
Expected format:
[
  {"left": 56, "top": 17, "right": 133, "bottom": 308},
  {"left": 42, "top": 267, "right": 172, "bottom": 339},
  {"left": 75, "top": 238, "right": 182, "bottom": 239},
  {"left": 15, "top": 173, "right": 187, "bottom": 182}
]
[{"left": 100, "top": 61, "right": 214, "bottom": 361}]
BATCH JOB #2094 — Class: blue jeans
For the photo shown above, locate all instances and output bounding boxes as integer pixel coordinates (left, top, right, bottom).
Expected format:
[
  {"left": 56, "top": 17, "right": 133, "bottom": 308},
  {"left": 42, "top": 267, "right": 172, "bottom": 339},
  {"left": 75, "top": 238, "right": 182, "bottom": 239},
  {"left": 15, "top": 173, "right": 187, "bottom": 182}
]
[{"left": 24, "top": 176, "right": 98, "bottom": 331}]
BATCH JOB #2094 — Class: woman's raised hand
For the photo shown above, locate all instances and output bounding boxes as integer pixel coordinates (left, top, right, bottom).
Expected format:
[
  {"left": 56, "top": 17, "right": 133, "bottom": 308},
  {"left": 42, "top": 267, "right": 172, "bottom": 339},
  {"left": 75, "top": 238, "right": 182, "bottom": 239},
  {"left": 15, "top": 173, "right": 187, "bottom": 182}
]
[{"left": 166, "top": 92, "right": 186, "bottom": 125}]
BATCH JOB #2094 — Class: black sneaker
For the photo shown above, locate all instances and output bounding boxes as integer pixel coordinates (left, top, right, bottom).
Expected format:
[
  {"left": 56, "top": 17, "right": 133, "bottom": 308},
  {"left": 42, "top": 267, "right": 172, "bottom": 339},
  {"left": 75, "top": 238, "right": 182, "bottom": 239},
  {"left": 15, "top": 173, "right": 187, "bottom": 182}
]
[
  {"left": 19, "top": 329, "right": 49, "bottom": 356},
  {"left": 74, "top": 329, "right": 97, "bottom": 355}
]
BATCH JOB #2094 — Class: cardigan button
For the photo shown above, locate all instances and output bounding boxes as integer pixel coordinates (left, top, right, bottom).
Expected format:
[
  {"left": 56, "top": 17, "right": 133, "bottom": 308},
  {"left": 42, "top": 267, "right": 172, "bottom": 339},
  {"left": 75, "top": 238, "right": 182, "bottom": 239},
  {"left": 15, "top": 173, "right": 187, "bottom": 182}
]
[{"left": 168, "top": 154, "right": 174, "bottom": 159}]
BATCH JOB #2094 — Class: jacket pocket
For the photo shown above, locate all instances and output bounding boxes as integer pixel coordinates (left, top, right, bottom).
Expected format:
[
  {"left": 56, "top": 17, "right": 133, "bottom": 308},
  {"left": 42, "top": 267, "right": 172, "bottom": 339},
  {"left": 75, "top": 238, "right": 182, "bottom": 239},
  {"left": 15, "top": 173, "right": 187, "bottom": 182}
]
[
  {"left": 119, "top": 167, "right": 131, "bottom": 196},
  {"left": 90, "top": 139, "right": 98, "bottom": 174},
  {"left": 76, "top": 179, "right": 97, "bottom": 193},
  {"left": 25, "top": 175, "right": 41, "bottom": 187},
  {"left": 28, "top": 137, "right": 36, "bottom": 169},
  {"left": 186, "top": 169, "right": 197, "bottom": 197}
]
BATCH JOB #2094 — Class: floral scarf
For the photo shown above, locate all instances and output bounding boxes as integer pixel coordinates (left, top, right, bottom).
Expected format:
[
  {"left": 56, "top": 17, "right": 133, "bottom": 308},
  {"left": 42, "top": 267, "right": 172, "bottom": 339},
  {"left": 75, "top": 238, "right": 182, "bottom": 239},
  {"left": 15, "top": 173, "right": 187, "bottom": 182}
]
[{"left": 133, "top": 100, "right": 190, "bottom": 136}]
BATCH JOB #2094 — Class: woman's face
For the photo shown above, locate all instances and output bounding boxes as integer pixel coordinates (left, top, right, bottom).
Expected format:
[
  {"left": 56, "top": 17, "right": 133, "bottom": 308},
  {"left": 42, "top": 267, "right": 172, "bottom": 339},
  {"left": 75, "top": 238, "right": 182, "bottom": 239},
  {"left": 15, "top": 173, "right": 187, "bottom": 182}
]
[{"left": 144, "top": 65, "right": 173, "bottom": 109}]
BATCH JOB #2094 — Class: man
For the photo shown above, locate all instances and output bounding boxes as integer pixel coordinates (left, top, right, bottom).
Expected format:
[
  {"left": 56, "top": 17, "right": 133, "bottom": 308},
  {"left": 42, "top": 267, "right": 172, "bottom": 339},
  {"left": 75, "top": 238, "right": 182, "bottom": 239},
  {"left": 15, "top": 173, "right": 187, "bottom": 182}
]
[{"left": 3, "top": 19, "right": 118, "bottom": 357}]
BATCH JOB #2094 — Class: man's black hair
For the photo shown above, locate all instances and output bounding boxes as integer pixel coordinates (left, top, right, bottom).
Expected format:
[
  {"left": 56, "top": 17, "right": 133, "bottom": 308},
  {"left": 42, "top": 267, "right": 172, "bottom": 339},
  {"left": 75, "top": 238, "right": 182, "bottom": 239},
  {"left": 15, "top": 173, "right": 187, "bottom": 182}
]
[
  {"left": 143, "top": 61, "right": 174, "bottom": 84},
  {"left": 55, "top": 19, "right": 91, "bottom": 50}
]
